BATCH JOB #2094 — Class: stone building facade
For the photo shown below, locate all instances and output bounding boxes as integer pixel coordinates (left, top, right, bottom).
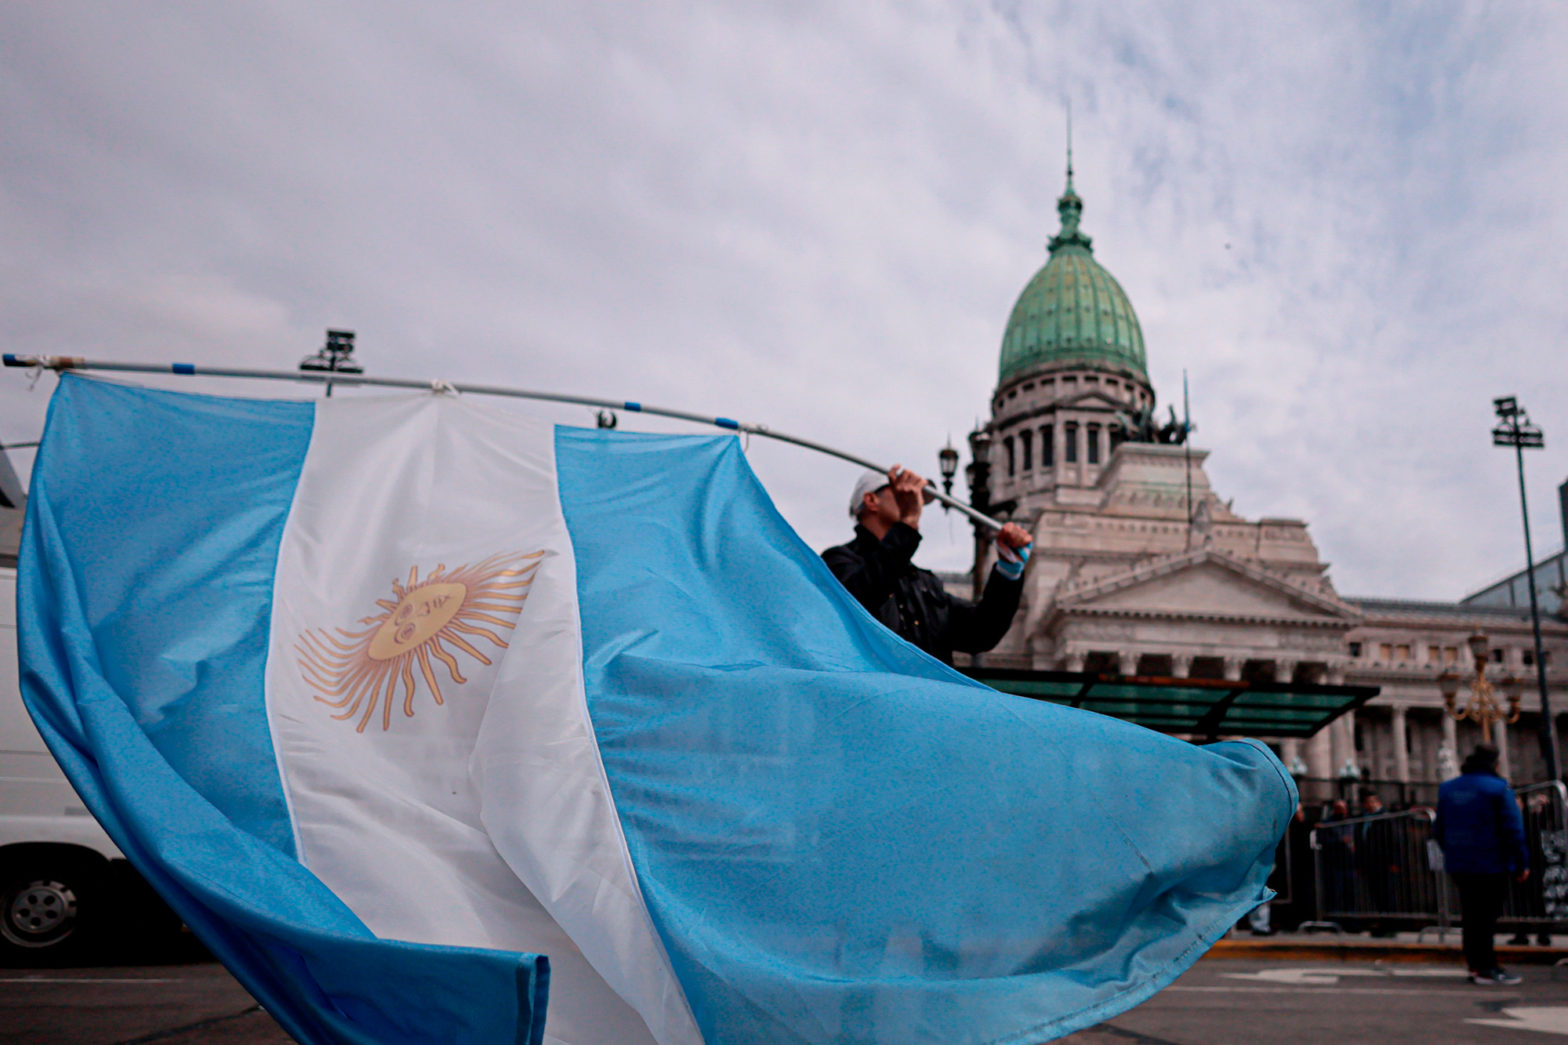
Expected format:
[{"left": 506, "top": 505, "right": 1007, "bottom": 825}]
[{"left": 960, "top": 168, "right": 1568, "bottom": 789}]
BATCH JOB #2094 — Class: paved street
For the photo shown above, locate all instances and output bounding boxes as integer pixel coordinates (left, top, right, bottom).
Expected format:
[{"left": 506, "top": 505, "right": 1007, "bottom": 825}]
[
  {"left": 6, "top": 956, "right": 1568, "bottom": 1044},
  {"left": 0, "top": 962, "right": 283, "bottom": 1044},
  {"left": 1061, "top": 959, "right": 1568, "bottom": 1044}
]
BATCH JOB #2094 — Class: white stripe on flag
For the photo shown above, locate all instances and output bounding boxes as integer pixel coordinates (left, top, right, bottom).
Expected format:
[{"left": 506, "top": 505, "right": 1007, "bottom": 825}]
[{"left": 265, "top": 396, "right": 701, "bottom": 1045}]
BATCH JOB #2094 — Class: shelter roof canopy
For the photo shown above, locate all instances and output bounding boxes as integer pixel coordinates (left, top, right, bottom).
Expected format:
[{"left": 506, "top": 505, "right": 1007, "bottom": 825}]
[{"left": 962, "top": 667, "right": 1377, "bottom": 740}]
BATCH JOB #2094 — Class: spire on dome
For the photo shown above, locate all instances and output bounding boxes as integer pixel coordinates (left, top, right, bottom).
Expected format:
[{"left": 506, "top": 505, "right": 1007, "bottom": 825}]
[
  {"left": 1050, "top": 108, "right": 1091, "bottom": 254},
  {"left": 1065, "top": 100, "right": 1075, "bottom": 195}
]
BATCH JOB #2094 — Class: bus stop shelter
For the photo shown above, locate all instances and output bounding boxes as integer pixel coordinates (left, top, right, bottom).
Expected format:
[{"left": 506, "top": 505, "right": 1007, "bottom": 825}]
[{"left": 962, "top": 667, "right": 1379, "bottom": 741}]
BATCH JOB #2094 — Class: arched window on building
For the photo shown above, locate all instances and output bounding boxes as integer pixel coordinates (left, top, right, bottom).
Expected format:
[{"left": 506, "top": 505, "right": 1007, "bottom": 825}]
[
  {"left": 1040, "top": 425, "right": 1053, "bottom": 466},
  {"left": 1086, "top": 424, "right": 1101, "bottom": 464},
  {"left": 1020, "top": 429, "right": 1032, "bottom": 471},
  {"left": 1004, "top": 436, "right": 1015, "bottom": 477},
  {"left": 1064, "top": 423, "right": 1078, "bottom": 463}
]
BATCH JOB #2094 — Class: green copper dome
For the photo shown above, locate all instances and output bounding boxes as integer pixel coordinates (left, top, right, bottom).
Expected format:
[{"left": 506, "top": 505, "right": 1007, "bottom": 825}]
[{"left": 998, "top": 174, "right": 1146, "bottom": 384}]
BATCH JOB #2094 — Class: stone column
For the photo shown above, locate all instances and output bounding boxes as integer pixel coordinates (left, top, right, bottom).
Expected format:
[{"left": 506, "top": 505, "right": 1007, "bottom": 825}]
[
  {"left": 1435, "top": 713, "right": 1460, "bottom": 781},
  {"left": 1497, "top": 719, "right": 1513, "bottom": 781},
  {"left": 1063, "top": 649, "right": 1085, "bottom": 673},
  {"left": 1280, "top": 738, "right": 1303, "bottom": 772},
  {"left": 1170, "top": 653, "right": 1193, "bottom": 679},
  {"left": 1276, "top": 659, "right": 1297, "bottom": 684},
  {"left": 1320, "top": 665, "right": 1354, "bottom": 780},
  {"left": 1390, "top": 705, "right": 1410, "bottom": 784},
  {"left": 1306, "top": 729, "right": 1333, "bottom": 779},
  {"left": 1222, "top": 656, "right": 1243, "bottom": 682},
  {"left": 1331, "top": 711, "right": 1356, "bottom": 778}
]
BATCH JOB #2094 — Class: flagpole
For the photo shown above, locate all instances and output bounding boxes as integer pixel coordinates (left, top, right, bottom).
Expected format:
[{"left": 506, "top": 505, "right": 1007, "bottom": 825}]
[
  {"left": 3, "top": 353, "right": 1006, "bottom": 532},
  {"left": 1182, "top": 370, "right": 1193, "bottom": 526}
]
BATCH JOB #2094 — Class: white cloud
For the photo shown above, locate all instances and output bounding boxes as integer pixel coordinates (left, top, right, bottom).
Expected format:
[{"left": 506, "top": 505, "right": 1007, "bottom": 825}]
[{"left": 3, "top": 1, "right": 1567, "bottom": 598}]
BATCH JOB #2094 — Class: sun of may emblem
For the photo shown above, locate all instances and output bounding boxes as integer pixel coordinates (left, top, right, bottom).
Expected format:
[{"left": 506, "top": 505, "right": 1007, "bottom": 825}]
[{"left": 295, "top": 550, "right": 544, "bottom": 732}]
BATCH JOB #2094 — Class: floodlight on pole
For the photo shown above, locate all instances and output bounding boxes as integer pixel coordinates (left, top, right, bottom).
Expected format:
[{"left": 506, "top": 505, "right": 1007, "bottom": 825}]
[
  {"left": 1491, "top": 395, "right": 1558, "bottom": 783},
  {"left": 298, "top": 329, "right": 363, "bottom": 397}
]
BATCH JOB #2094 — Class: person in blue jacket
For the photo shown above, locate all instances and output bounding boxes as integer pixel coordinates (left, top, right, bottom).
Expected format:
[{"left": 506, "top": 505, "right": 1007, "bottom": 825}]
[{"left": 1434, "top": 744, "right": 1530, "bottom": 985}]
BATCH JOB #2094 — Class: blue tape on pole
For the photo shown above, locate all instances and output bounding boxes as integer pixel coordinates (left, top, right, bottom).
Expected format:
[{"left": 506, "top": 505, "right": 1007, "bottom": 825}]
[
  {"left": 623, "top": 401, "right": 642, "bottom": 412},
  {"left": 715, "top": 417, "right": 739, "bottom": 430},
  {"left": 173, "top": 363, "right": 196, "bottom": 375},
  {"left": 2, "top": 355, "right": 18, "bottom": 366}
]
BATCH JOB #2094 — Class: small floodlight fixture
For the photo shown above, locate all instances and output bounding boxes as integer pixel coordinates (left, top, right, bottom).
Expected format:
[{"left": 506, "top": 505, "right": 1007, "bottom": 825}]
[
  {"left": 299, "top": 329, "right": 362, "bottom": 396},
  {"left": 300, "top": 329, "right": 361, "bottom": 374},
  {"left": 1493, "top": 396, "right": 1542, "bottom": 448}
]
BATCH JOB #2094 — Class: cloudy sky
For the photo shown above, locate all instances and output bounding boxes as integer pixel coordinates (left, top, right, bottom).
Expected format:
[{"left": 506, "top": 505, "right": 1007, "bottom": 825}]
[{"left": 3, "top": 2, "right": 1566, "bottom": 599}]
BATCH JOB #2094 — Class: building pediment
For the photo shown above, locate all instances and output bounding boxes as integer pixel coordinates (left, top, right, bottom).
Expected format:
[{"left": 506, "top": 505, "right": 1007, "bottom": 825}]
[{"left": 1051, "top": 547, "right": 1361, "bottom": 626}]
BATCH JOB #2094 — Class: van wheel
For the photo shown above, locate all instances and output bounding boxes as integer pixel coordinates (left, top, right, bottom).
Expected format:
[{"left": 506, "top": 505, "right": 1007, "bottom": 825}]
[{"left": 0, "top": 860, "right": 99, "bottom": 963}]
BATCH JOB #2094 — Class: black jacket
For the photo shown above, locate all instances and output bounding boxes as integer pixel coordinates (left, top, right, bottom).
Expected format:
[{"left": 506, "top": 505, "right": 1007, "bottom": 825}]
[{"left": 822, "top": 523, "right": 1023, "bottom": 664}]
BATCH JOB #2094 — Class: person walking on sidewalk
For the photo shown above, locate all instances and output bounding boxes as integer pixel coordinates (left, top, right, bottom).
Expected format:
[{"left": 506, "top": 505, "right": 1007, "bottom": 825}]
[{"left": 1434, "top": 744, "right": 1530, "bottom": 985}]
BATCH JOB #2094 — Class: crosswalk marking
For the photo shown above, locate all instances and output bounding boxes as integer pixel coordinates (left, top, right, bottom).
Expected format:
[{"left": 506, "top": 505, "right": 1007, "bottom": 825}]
[
  {"left": 1467, "top": 1007, "right": 1568, "bottom": 1036},
  {"left": 1223, "top": 967, "right": 1467, "bottom": 986}
]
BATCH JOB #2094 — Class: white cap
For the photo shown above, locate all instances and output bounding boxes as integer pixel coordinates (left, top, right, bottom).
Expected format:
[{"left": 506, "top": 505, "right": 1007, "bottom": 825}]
[
  {"left": 849, "top": 470, "right": 887, "bottom": 518},
  {"left": 849, "top": 468, "right": 935, "bottom": 518}
]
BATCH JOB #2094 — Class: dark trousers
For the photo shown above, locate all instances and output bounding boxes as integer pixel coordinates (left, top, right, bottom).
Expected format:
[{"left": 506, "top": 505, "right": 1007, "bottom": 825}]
[{"left": 1452, "top": 872, "right": 1509, "bottom": 973}]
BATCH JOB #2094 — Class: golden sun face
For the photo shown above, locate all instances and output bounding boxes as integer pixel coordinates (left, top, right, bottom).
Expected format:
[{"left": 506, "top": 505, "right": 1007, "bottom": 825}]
[{"left": 295, "top": 550, "right": 544, "bottom": 732}]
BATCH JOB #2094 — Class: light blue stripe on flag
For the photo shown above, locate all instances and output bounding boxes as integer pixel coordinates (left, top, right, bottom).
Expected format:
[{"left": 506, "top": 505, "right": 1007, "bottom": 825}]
[
  {"left": 557, "top": 427, "right": 1294, "bottom": 1045},
  {"left": 20, "top": 376, "right": 548, "bottom": 1045},
  {"left": 28, "top": 376, "right": 308, "bottom": 851}
]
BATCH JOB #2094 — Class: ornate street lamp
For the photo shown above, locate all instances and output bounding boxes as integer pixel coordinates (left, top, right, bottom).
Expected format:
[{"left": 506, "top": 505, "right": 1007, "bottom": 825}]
[
  {"left": 964, "top": 427, "right": 994, "bottom": 604},
  {"left": 965, "top": 428, "right": 992, "bottom": 514},
  {"left": 1438, "top": 631, "right": 1523, "bottom": 745},
  {"left": 937, "top": 439, "right": 960, "bottom": 498},
  {"left": 1492, "top": 396, "right": 1559, "bottom": 782}
]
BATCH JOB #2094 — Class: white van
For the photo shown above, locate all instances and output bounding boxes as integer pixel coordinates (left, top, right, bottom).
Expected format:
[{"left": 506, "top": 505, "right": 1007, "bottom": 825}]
[{"left": 0, "top": 561, "right": 168, "bottom": 961}]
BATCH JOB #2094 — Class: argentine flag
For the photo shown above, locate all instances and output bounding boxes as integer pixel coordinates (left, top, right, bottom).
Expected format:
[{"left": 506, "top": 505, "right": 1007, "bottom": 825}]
[{"left": 19, "top": 375, "right": 1294, "bottom": 1045}]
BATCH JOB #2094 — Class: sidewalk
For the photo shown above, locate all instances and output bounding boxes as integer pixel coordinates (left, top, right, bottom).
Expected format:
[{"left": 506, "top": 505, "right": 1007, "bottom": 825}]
[{"left": 1210, "top": 928, "right": 1568, "bottom": 965}]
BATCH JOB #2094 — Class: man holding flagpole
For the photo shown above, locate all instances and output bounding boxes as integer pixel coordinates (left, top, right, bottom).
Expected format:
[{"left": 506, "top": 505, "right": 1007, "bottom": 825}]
[{"left": 824, "top": 464, "right": 1032, "bottom": 665}]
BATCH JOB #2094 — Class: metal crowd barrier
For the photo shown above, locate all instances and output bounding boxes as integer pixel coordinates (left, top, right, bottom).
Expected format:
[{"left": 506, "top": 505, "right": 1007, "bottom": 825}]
[
  {"left": 1304, "top": 807, "right": 1444, "bottom": 934},
  {"left": 1299, "top": 780, "right": 1568, "bottom": 938},
  {"left": 1497, "top": 780, "right": 1567, "bottom": 935}
]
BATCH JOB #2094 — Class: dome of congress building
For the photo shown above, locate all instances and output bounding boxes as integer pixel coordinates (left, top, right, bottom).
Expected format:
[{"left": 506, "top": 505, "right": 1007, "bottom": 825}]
[{"left": 997, "top": 171, "right": 1146, "bottom": 385}]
